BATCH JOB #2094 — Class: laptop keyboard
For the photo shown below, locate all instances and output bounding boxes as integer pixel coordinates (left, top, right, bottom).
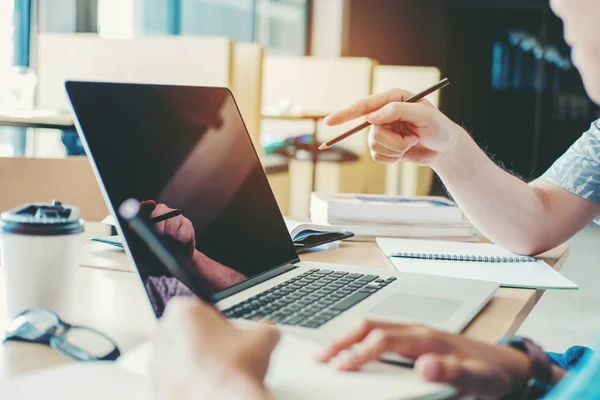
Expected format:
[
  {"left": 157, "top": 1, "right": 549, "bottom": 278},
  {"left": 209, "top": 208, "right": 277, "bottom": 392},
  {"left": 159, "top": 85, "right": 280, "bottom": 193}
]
[{"left": 223, "top": 268, "right": 396, "bottom": 329}]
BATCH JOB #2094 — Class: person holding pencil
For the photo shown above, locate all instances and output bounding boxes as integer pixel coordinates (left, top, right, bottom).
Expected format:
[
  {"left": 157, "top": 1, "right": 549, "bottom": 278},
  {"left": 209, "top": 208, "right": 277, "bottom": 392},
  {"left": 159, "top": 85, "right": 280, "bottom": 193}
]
[
  {"left": 319, "top": 0, "right": 596, "bottom": 386},
  {"left": 324, "top": 77, "right": 597, "bottom": 262}
]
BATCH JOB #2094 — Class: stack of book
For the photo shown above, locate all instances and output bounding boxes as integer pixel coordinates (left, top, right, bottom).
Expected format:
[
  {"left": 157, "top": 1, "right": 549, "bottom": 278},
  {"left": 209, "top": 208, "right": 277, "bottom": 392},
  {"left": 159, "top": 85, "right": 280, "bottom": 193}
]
[{"left": 310, "top": 193, "right": 478, "bottom": 241}]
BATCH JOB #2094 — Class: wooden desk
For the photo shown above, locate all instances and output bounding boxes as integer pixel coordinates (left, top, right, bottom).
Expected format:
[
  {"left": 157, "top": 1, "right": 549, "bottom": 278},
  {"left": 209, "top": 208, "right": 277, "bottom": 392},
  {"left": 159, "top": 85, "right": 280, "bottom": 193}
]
[
  {"left": 0, "top": 223, "right": 569, "bottom": 381},
  {"left": 81, "top": 224, "right": 570, "bottom": 342},
  {"left": 0, "top": 109, "right": 74, "bottom": 130}
]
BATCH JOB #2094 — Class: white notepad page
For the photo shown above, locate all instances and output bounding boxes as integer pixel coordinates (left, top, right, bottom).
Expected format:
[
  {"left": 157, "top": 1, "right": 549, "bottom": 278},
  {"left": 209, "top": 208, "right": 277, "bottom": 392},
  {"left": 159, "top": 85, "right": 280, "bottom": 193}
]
[
  {"left": 377, "top": 238, "right": 577, "bottom": 290},
  {"left": 117, "top": 334, "right": 453, "bottom": 400}
]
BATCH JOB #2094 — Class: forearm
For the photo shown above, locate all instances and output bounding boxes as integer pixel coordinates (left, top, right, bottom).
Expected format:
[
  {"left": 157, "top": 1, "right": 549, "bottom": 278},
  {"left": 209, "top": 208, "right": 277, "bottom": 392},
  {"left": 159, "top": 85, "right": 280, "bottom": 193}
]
[
  {"left": 432, "top": 128, "right": 553, "bottom": 255},
  {"left": 192, "top": 251, "right": 247, "bottom": 290}
]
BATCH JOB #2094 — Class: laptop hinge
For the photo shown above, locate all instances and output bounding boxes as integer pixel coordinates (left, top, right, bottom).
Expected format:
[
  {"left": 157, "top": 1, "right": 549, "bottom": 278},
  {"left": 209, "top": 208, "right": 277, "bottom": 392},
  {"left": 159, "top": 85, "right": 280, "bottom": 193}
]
[{"left": 211, "top": 263, "right": 298, "bottom": 302}]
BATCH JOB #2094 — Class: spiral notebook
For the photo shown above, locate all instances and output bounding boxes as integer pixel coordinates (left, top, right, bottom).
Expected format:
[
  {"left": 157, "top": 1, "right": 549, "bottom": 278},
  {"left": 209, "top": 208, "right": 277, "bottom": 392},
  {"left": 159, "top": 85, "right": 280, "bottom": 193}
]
[{"left": 376, "top": 238, "right": 577, "bottom": 290}]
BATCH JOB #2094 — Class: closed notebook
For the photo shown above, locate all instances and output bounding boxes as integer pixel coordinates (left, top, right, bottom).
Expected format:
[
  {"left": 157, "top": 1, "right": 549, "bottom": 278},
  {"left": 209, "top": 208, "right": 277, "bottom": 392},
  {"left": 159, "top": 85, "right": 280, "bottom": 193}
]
[
  {"left": 376, "top": 238, "right": 577, "bottom": 290},
  {"left": 311, "top": 193, "right": 467, "bottom": 225},
  {"left": 284, "top": 220, "right": 354, "bottom": 253}
]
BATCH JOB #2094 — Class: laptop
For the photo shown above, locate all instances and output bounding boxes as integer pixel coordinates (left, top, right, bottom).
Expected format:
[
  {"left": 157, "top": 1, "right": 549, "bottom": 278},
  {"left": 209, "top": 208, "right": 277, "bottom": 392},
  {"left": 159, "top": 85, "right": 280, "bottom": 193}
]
[{"left": 65, "top": 81, "right": 498, "bottom": 346}]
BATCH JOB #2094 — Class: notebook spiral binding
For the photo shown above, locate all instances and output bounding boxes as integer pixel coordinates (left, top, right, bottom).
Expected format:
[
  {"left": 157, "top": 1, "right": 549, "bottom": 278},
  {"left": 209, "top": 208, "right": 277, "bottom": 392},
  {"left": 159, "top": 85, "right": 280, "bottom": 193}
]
[{"left": 389, "top": 252, "right": 537, "bottom": 263}]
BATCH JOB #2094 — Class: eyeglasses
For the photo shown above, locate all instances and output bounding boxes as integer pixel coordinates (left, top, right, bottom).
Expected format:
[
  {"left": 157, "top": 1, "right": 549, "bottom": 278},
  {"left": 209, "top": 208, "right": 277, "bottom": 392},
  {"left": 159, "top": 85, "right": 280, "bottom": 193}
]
[{"left": 3, "top": 309, "right": 121, "bottom": 361}]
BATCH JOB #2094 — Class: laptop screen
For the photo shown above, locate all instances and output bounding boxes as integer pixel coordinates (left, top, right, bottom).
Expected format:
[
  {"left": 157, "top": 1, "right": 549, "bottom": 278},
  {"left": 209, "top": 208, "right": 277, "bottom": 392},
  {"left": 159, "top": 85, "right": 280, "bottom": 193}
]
[{"left": 66, "top": 81, "right": 299, "bottom": 317}]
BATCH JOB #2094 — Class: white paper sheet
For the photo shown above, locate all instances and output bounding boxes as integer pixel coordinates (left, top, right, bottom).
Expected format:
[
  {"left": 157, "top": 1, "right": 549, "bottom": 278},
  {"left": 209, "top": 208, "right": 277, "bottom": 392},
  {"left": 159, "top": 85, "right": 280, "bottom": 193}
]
[
  {"left": 377, "top": 238, "right": 577, "bottom": 290},
  {"left": 118, "top": 334, "right": 453, "bottom": 400}
]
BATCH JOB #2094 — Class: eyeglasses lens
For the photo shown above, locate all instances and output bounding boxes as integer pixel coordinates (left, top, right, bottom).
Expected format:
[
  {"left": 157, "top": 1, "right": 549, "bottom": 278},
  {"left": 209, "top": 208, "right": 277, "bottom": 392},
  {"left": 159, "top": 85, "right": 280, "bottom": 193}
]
[
  {"left": 5, "top": 309, "right": 60, "bottom": 340},
  {"left": 52, "top": 327, "right": 117, "bottom": 360}
]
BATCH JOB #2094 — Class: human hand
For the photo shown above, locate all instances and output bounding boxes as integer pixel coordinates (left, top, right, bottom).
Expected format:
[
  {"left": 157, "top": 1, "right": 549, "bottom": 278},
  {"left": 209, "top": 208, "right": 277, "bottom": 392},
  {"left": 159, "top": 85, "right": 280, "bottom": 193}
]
[
  {"left": 144, "top": 202, "right": 196, "bottom": 259},
  {"left": 316, "top": 321, "right": 536, "bottom": 399},
  {"left": 151, "top": 297, "right": 280, "bottom": 400},
  {"left": 325, "top": 89, "right": 466, "bottom": 167}
]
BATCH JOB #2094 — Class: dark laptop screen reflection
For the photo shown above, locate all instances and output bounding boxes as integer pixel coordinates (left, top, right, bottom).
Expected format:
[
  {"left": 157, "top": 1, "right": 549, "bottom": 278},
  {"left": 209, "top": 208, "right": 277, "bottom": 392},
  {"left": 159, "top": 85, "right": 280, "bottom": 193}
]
[
  {"left": 67, "top": 82, "right": 298, "bottom": 317},
  {"left": 136, "top": 200, "right": 246, "bottom": 316}
]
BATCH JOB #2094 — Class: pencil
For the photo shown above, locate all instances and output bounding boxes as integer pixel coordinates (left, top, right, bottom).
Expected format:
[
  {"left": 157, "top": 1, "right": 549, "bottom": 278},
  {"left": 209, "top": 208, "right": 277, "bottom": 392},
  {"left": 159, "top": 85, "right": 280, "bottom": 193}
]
[
  {"left": 151, "top": 209, "right": 183, "bottom": 223},
  {"left": 318, "top": 78, "right": 450, "bottom": 150}
]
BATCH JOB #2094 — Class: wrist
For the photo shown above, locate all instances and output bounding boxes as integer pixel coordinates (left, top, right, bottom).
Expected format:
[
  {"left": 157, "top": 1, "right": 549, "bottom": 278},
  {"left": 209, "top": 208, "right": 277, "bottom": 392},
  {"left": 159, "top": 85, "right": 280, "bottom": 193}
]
[
  {"left": 506, "top": 348, "right": 536, "bottom": 395},
  {"left": 429, "top": 122, "right": 472, "bottom": 175},
  {"left": 499, "top": 337, "right": 556, "bottom": 400}
]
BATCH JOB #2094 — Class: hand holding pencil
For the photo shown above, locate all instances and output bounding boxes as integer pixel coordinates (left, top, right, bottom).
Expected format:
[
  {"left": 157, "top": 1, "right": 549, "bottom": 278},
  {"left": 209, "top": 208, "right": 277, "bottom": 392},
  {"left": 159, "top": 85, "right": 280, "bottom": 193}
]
[
  {"left": 323, "top": 79, "right": 462, "bottom": 168},
  {"left": 142, "top": 201, "right": 196, "bottom": 259}
]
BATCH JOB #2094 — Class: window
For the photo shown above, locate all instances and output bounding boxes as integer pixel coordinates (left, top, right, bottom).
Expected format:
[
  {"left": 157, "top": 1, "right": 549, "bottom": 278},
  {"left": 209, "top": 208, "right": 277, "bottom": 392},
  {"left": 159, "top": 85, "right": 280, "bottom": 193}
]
[
  {"left": 256, "top": 0, "right": 308, "bottom": 55},
  {"left": 0, "top": 1, "right": 14, "bottom": 69},
  {"left": 0, "top": 1, "right": 25, "bottom": 157},
  {"left": 181, "top": 0, "right": 255, "bottom": 42},
  {"left": 41, "top": 0, "right": 309, "bottom": 57},
  {"left": 134, "top": 0, "right": 308, "bottom": 55}
]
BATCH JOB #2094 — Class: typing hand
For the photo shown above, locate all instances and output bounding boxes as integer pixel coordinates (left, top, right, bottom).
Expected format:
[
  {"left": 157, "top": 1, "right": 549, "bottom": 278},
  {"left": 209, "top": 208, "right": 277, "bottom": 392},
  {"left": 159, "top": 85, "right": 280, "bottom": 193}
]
[
  {"left": 316, "top": 320, "right": 535, "bottom": 399},
  {"left": 151, "top": 297, "right": 279, "bottom": 400},
  {"left": 325, "top": 89, "right": 466, "bottom": 167}
]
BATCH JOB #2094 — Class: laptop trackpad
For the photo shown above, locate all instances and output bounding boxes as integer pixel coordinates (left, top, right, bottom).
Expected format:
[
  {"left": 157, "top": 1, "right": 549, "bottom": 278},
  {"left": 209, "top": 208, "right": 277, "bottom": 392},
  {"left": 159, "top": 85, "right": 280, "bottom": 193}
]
[{"left": 368, "top": 294, "right": 462, "bottom": 323}]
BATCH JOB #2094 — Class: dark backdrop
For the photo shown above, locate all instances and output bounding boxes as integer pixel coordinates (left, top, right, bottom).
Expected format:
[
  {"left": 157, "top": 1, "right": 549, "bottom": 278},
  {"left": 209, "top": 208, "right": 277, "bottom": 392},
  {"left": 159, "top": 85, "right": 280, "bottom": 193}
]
[{"left": 345, "top": 0, "right": 599, "bottom": 194}]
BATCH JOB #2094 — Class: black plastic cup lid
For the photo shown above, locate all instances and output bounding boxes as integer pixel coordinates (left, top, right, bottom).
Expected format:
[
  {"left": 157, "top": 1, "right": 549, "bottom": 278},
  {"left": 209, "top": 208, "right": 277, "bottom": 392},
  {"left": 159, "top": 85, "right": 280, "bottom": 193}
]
[{"left": 0, "top": 200, "right": 85, "bottom": 236}]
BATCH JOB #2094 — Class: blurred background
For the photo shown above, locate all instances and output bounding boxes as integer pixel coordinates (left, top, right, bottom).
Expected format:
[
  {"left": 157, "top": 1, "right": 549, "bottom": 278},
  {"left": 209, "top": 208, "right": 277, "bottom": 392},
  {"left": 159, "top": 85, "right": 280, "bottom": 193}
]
[
  {"left": 1, "top": 0, "right": 600, "bottom": 351},
  {"left": 0, "top": 0, "right": 596, "bottom": 214}
]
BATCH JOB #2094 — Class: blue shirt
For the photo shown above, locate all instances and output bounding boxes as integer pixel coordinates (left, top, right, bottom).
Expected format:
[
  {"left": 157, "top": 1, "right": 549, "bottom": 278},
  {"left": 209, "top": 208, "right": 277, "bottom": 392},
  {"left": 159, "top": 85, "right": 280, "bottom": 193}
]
[
  {"left": 538, "top": 119, "right": 600, "bottom": 397},
  {"left": 545, "top": 344, "right": 600, "bottom": 399}
]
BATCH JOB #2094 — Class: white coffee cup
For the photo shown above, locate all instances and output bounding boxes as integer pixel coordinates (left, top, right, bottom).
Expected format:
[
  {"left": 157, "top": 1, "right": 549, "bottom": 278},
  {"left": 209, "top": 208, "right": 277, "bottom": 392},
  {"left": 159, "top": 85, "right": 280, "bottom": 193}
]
[{"left": 0, "top": 201, "right": 84, "bottom": 325}]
